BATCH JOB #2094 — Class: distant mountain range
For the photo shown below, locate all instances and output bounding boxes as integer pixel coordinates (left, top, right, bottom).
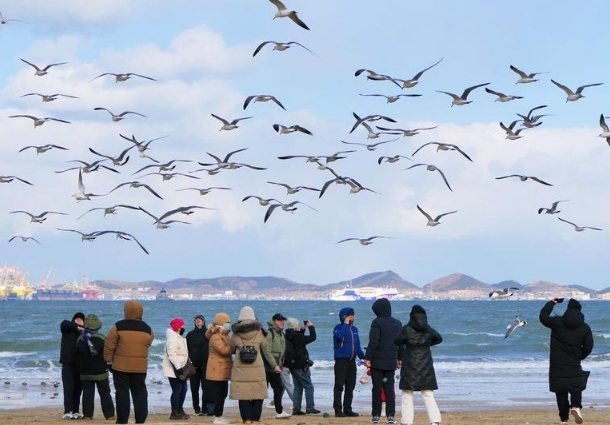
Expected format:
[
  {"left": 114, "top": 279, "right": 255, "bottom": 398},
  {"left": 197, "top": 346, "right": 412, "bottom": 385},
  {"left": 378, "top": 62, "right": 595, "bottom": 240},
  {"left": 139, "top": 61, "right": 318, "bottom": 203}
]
[{"left": 93, "top": 270, "right": 610, "bottom": 299}]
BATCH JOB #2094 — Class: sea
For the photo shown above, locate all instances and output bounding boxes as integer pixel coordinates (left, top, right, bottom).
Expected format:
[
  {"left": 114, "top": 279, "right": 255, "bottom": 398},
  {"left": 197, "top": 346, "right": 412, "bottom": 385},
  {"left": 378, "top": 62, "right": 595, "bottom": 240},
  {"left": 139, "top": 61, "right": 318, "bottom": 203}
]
[{"left": 1, "top": 299, "right": 609, "bottom": 412}]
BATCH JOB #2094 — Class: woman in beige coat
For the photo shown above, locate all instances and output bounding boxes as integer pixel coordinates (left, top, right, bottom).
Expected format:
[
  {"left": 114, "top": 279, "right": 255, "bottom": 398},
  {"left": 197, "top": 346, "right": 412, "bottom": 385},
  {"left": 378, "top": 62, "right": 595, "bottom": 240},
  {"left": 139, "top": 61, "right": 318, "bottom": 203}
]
[
  {"left": 230, "top": 306, "right": 268, "bottom": 424},
  {"left": 206, "top": 312, "right": 234, "bottom": 425}
]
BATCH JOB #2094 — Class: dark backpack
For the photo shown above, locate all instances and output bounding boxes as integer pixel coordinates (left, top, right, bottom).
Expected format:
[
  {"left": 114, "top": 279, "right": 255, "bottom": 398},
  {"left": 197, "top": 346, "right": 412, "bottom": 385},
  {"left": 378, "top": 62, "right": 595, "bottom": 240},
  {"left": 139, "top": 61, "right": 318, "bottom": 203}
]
[{"left": 239, "top": 345, "right": 258, "bottom": 363}]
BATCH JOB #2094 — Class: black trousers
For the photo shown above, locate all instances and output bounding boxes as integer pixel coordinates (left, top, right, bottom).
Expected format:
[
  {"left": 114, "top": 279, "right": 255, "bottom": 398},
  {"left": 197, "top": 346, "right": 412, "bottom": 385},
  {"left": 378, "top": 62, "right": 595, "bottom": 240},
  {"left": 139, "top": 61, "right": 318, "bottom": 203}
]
[
  {"left": 238, "top": 399, "right": 264, "bottom": 422},
  {"left": 266, "top": 370, "right": 285, "bottom": 414},
  {"left": 62, "top": 363, "right": 82, "bottom": 414},
  {"left": 82, "top": 379, "right": 115, "bottom": 419},
  {"left": 209, "top": 380, "right": 228, "bottom": 417},
  {"left": 555, "top": 391, "right": 582, "bottom": 421},
  {"left": 333, "top": 358, "right": 357, "bottom": 413},
  {"left": 189, "top": 367, "right": 207, "bottom": 412},
  {"left": 371, "top": 368, "right": 396, "bottom": 417},
  {"left": 112, "top": 370, "right": 148, "bottom": 424}
]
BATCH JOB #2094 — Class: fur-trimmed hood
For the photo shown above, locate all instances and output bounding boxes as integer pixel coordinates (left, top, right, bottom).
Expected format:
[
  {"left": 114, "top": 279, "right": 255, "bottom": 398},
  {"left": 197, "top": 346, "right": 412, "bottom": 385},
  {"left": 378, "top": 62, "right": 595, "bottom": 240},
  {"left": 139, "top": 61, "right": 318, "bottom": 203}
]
[{"left": 232, "top": 319, "right": 263, "bottom": 334}]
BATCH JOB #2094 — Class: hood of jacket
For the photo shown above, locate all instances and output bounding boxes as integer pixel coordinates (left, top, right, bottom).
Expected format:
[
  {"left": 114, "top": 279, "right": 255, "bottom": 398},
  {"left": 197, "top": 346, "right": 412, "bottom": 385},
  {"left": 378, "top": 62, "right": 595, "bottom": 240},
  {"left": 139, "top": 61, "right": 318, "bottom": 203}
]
[
  {"left": 232, "top": 319, "right": 263, "bottom": 335},
  {"left": 408, "top": 310, "right": 428, "bottom": 332},
  {"left": 372, "top": 298, "right": 391, "bottom": 317},
  {"left": 124, "top": 300, "right": 143, "bottom": 320},
  {"left": 562, "top": 308, "right": 585, "bottom": 329},
  {"left": 339, "top": 307, "right": 355, "bottom": 322}
]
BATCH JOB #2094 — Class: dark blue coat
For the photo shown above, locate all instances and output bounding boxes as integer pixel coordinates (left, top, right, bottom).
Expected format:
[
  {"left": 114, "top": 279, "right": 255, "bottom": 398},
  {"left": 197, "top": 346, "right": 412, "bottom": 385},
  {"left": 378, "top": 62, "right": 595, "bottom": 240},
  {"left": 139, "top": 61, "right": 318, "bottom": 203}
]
[
  {"left": 365, "top": 298, "right": 403, "bottom": 370},
  {"left": 333, "top": 307, "right": 365, "bottom": 360}
]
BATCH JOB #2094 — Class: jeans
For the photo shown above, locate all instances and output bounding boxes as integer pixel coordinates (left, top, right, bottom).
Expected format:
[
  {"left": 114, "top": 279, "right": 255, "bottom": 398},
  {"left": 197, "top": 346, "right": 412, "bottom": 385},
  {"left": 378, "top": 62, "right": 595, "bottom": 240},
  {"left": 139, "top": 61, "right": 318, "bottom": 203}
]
[
  {"left": 333, "top": 359, "right": 357, "bottom": 413},
  {"left": 168, "top": 377, "right": 188, "bottom": 410},
  {"left": 62, "top": 363, "right": 82, "bottom": 414},
  {"left": 401, "top": 389, "right": 441, "bottom": 424},
  {"left": 112, "top": 370, "right": 148, "bottom": 424},
  {"left": 371, "top": 369, "right": 396, "bottom": 417},
  {"left": 238, "top": 399, "right": 263, "bottom": 422},
  {"left": 290, "top": 368, "right": 315, "bottom": 411},
  {"left": 82, "top": 379, "right": 115, "bottom": 419},
  {"left": 556, "top": 391, "right": 582, "bottom": 422},
  {"left": 280, "top": 368, "right": 294, "bottom": 402}
]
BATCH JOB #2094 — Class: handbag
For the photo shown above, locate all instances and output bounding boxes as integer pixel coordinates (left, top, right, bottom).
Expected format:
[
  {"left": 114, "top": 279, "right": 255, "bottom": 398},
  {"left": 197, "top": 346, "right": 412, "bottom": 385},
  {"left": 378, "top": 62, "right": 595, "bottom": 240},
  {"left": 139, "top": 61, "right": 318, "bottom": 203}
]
[
  {"left": 173, "top": 358, "right": 196, "bottom": 381},
  {"left": 239, "top": 345, "right": 258, "bottom": 363}
]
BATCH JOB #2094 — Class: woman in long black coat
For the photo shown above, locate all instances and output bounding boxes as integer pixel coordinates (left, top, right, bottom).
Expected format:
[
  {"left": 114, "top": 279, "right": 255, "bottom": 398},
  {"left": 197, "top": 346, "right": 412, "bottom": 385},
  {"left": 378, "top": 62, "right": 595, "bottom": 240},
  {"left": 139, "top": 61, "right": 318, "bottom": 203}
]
[
  {"left": 539, "top": 298, "right": 593, "bottom": 425},
  {"left": 394, "top": 305, "right": 442, "bottom": 425}
]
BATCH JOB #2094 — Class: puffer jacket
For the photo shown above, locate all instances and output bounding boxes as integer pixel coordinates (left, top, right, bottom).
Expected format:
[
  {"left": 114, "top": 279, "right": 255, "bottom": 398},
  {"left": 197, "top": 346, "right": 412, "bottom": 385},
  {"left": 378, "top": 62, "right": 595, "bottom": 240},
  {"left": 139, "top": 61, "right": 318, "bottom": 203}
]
[
  {"left": 394, "top": 308, "right": 442, "bottom": 391},
  {"left": 103, "top": 300, "right": 154, "bottom": 373},
  {"left": 262, "top": 320, "right": 285, "bottom": 371},
  {"left": 205, "top": 324, "right": 234, "bottom": 381},
  {"left": 284, "top": 326, "right": 316, "bottom": 370},
  {"left": 229, "top": 319, "right": 268, "bottom": 400},
  {"left": 186, "top": 325, "right": 209, "bottom": 369},
  {"left": 77, "top": 330, "right": 109, "bottom": 381},
  {"left": 60, "top": 319, "right": 82, "bottom": 365},
  {"left": 365, "top": 298, "right": 403, "bottom": 370},
  {"left": 539, "top": 300, "right": 594, "bottom": 392},
  {"left": 163, "top": 328, "right": 189, "bottom": 378},
  {"left": 333, "top": 307, "right": 365, "bottom": 360}
]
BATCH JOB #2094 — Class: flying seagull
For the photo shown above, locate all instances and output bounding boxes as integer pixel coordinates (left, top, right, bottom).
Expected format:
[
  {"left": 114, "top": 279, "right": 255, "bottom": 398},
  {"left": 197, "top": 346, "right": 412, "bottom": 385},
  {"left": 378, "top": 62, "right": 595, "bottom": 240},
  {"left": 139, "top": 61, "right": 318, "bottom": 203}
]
[
  {"left": 394, "top": 58, "right": 444, "bottom": 88},
  {"left": 350, "top": 112, "right": 397, "bottom": 135},
  {"left": 505, "top": 316, "right": 527, "bottom": 339},
  {"left": 516, "top": 105, "right": 549, "bottom": 128},
  {"left": 90, "top": 72, "right": 156, "bottom": 83},
  {"left": 273, "top": 124, "right": 313, "bottom": 136},
  {"left": 377, "top": 155, "right": 411, "bottom": 165},
  {"left": 77, "top": 204, "right": 143, "bottom": 220},
  {"left": 108, "top": 181, "right": 163, "bottom": 200},
  {"left": 354, "top": 69, "right": 401, "bottom": 88},
  {"left": 211, "top": 114, "right": 252, "bottom": 131},
  {"left": 436, "top": 82, "right": 490, "bottom": 106},
  {"left": 557, "top": 217, "right": 602, "bottom": 232},
  {"left": 94, "top": 107, "right": 146, "bottom": 122},
  {"left": 550, "top": 79, "right": 603, "bottom": 102},
  {"left": 242, "top": 195, "right": 280, "bottom": 206},
  {"left": 375, "top": 125, "right": 438, "bottom": 138},
  {"left": 9, "top": 210, "right": 67, "bottom": 223},
  {"left": 489, "top": 287, "right": 520, "bottom": 299},
  {"left": 1, "top": 11, "right": 26, "bottom": 24},
  {"left": 267, "top": 181, "right": 320, "bottom": 195},
  {"left": 538, "top": 200, "right": 569, "bottom": 215},
  {"left": 358, "top": 93, "right": 422, "bottom": 103},
  {"left": 412, "top": 142, "right": 473, "bottom": 162},
  {"left": 340, "top": 138, "right": 399, "bottom": 151},
  {"left": 176, "top": 186, "right": 232, "bottom": 196},
  {"left": 0, "top": 175, "right": 33, "bottom": 185},
  {"left": 252, "top": 40, "right": 316, "bottom": 57},
  {"left": 264, "top": 200, "right": 318, "bottom": 223},
  {"left": 268, "top": 0, "right": 309, "bottom": 30},
  {"left": 8, "top": 236, "right": 40, "bottom": 244},
  {"left": 404, "top": 163, "right": 453, "bottom": 191},
  {"left": 598, "top": 114, "right": 610, "bottom": 146},
  {"left": 9, "top": 114, "right": 70, "bottom": 128},
  {"left": 19, "top": 144, "right": 69, "bottom": 155},
  {"left": 495, "top": 174, "right": 552, "bottom": 186},
  {"left": 336, "top": 236, "right": 394, "bottom": 246},
  {"left": 20, "top": 58, "right": 67, "bottom": 76},
  {"left": 20, "top": 93, "right": 78, "bottom": 102},
  {"left": 243, "top": 94, "right": 286, "bottom": 111},
  {"left": 89, "top": 145, "right": 135, "bottom": 166},
  {"left": 72, "top": 168, "right": 106, "bottom": 202},
  {"left": 484, "top": 87, "right": 523, "bottom": 102},
  {"left": 416, "top": 205, "right": 457, "bottom": 227},
  {"left": 500, "top": 121, "right": 525, "bottom": 140},
  {"left": 509, "top": 65, "right": 546, "bottom": 84}
]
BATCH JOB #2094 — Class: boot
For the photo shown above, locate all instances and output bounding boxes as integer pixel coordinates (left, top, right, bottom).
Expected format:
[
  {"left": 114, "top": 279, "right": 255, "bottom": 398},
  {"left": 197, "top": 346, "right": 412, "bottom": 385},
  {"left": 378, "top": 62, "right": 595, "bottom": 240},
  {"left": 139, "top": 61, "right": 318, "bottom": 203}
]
[
  {"left": 178, "top": 408, "right": 190, "bottom": 419},
  {"left": 170, "top": 409, "right": 182, "bottom": 420}
]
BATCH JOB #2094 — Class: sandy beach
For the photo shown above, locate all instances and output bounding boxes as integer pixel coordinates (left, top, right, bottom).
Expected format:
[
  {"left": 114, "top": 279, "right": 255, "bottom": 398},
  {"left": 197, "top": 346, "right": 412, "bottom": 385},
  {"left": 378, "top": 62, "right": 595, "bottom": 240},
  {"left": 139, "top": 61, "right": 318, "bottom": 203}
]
[{"left": 0, "top": 406, "right": 608, "bottom": 425}]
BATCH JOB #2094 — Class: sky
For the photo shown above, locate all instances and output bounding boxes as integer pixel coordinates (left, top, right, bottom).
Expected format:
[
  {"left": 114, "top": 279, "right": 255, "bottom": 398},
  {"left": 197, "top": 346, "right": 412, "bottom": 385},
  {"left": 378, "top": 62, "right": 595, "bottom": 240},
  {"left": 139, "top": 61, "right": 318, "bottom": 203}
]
[{"left": 0, "top": 1, "right": 609, "bottom": 290}]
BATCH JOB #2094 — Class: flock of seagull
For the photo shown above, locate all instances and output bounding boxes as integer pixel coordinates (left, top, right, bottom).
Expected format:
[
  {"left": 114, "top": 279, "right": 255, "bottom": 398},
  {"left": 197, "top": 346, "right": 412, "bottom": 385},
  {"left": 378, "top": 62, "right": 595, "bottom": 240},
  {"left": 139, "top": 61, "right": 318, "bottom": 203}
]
[{"left": 2, "top": 1, "right": 607, "bottom": 259}]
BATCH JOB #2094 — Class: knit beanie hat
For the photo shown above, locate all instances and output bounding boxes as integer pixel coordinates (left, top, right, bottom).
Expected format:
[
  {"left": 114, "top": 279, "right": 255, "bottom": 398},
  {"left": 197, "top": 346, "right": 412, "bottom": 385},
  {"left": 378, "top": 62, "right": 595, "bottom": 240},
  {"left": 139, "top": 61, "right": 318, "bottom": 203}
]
[
  {"left": 410, "top": 305, "right": 426, "bottom": 317},
  {"left": 238, "top": 306, "right": 256, "bottom": 321},
  {"left": 170, "top": 317, "right": 185, "bottom": 331},
  {"left": 72, "top": 312, "right": 85, "bottom": 322},
  {"left": 84, "top": 314, "right": 102, "bottom": 331},
  {"left": 286, "top": 317, "right": 300, "bottom": 330},
  {"left": 213, "top": 312, "right": 231, "bottom": 325},
  {"left": 567, "top": 298, "right": 582, "bottom": 311}
]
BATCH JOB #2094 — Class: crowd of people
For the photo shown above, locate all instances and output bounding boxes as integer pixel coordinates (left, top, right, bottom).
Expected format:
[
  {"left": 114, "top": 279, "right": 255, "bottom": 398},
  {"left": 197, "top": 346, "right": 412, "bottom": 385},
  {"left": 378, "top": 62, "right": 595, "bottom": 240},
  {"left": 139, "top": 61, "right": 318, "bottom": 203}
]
[{"left": 60, "top": 298, "right": 593, "bottom": 425}]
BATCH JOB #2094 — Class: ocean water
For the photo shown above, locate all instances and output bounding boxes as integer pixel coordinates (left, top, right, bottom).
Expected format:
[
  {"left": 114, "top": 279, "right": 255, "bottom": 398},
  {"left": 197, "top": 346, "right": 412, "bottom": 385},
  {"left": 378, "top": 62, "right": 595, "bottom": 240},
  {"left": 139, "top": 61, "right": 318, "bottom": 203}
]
[{"left": 1, "top": 299, "right": 609, "bottom": 412}]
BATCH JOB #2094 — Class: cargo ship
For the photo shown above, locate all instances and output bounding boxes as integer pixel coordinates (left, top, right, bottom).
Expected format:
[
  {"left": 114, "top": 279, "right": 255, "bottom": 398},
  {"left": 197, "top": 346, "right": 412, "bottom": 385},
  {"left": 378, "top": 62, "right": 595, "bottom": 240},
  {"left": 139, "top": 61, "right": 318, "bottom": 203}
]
[
  {"left": 32, "top": 269, "right": 100, "bottom": 301},
  {"left": 0, "top": 266, "right": 34, "bottom": 300}
]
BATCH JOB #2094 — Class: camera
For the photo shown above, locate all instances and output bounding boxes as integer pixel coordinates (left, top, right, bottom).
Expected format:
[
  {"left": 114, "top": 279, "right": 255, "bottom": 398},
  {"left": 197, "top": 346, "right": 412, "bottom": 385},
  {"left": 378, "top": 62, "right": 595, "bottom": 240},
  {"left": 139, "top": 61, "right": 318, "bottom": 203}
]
[
  {"left": 556, "top": 298, "right": 564, "bottom": 303},
  {"left": 303, "top": 320, "right": 309, "bottom": 325},
  {"left": 306, "top": 359, "right": 314, "bottom": 367}
]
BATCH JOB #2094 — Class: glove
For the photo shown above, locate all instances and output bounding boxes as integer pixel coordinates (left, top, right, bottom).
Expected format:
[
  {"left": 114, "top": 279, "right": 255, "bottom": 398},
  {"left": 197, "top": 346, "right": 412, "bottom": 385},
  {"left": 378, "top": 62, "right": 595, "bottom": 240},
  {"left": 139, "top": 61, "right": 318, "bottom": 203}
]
[{"left": 175, "top": 368, "right": 184, "bottom": 378}]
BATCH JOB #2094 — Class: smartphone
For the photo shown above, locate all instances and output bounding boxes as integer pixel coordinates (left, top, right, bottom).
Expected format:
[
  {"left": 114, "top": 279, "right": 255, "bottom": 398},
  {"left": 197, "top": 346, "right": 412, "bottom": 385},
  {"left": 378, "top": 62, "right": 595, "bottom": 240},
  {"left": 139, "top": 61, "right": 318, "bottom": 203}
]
[
  {"left": 303, "top": 320, "right": 309, "bottom": 325},
  {"left": 556, "top": 298, "right": 564, "bottom": 303}
]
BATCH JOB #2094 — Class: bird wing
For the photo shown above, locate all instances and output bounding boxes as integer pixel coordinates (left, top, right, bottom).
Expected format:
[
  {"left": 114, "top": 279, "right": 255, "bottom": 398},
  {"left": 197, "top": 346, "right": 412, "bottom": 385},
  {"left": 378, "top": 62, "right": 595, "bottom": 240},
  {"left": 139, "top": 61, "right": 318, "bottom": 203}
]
[
  {"left": 451, "top": 145, "right": 473, "bottom": 162},
  {"left": 223, "top": 147, "right": 248, "bottom": 162},
  {"left": 288, "top": 12, "right": 310, "bottom": 30},
  {"left": 411, "top": 57, "right": 443, "bottom": 80},
  {"left": 243, "top": 95, "right": 255, "bottom": 110},
  {"left": 576, "top": 83, "right": 603, "bottom": 94},
  {"left": 461, "top": 82, "right": 490, "bottom": 98},
  {"left": 319, "top": 177, "right": 341, "bottom": 198},
  {"left": 129, "top": 73, "right": 156, "bottom": 81},
  {"left": 269, "top": 0, "right": 287, "bottom": 11},
  {"left": 558, "top": 217, "right": 577, "bottom": 228},
  {"left": 271, "top": 96, "right": 287, "bottom": 110},
  {"left": 527, "top": 105, "right": 547, "bottom": 118},
  {"left": 600, "top": 114, "right": 609, "bottom": 133},
  {"left": 233, "top": 116, "right": 252, "bottom": 124},
  {"left": 20, "top": 58, "right": 40, "bottom": 70},
  {"left": 264, "top": 203, "right": 282, "bottom": 223},
  {"left": 294, "top": 125, "right": 313, "bottom": 135},
  {"left": 436, "top": 90, "right": 460, "bottom": 100},
  {"left": 436, "top": 210, "right": 458, "bottom": 221},
  {"left": 434, "top": 167, "right": 453, "bottom": 191},
  {"left": 509, "top": 65, "right": 528, "bottom": 78},
  {"left": 252, "top": 41, "right": 273, "bottom": 57},
  {"left": 529, "top": 176, "right": 552, "bottom": 186},
  {"left": 286, "top": 41, "right": 316, "bottom": 55},
  {"left": 550, "top": 79, "right": 573, "bottom": 95},
  {"left": 485, "top": 87, "right": 503, "bottom": 97},
  {"left": 416, "top": 205, "right": 433, "bottom": 221},
  {"left": 119, "top": 111, "right": 146, "bottom": 117},
  {"left": 504, "top": 319, "right": 520, "bottom": 339},
  {"left": 211, "top": 114, "right": 229, "bottom": 125},
  {"left": 336, "top": 238, "right": 358, "bottom": 244}
]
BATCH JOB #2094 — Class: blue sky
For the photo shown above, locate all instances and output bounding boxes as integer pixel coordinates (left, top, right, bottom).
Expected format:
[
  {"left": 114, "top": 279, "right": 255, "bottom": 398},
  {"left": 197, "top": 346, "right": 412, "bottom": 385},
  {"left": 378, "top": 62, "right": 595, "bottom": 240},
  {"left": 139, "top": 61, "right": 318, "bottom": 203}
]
[{"left": 1, "top": 1, "right": 609, "bottom": 290}]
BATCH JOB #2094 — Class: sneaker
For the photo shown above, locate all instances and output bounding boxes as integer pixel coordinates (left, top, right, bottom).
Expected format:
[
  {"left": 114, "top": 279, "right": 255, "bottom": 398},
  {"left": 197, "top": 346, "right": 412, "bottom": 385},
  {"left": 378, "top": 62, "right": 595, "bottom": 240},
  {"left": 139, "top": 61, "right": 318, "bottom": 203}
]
[
  {"left": 72, "top": 413, "right": 85, "bottom": 420},
  {"left": 275, "top": 412, "right": 292, "bottom": 419},
  {"left": 265, "top": 402, "right": 275, "bottom": 409},
  {"left": 213, "top": 416, "right": 232, "bottom": 425},
  {"left": 194, "top": 410, "right": 203, "bottom": 416},
  {"left": 387, "top": 415, "right": 396, "bottom": 424},
  {"left": 571, "top": 407, "right": 583, "bottom": 424},
  {"left": 63, "top": 413, "right": 74, "bottom": 420},
  {"left": 560, "top": 422, "right": 568, "bottom": 425},
  {"left": 344, "top": 412, "right": 359, "bottom": 417},
  {"left": 306, "top": 408, "right": 321, "bottom": 414},
  {"left": 292, "top": 410, "right": 306, "bottom": 416},
  {"left": 372, "top": 416, "right": 380, "bottom": 424}
]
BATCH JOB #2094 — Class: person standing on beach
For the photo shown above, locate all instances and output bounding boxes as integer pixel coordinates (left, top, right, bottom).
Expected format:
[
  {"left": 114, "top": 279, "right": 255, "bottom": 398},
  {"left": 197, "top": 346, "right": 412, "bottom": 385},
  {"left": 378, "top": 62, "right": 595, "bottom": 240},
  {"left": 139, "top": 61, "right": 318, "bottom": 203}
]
[
  {"left": 262, "top": 313, "right": 292, "bottom": 419},
  {"left": 230, "top": 306, "right": 269, "bottom": 424},
  {"left": 540, "top": 298, "right": 594, "bottom": 425},
  {"left": 332, "top": 307, "right": 365, "bottom": 418},
  {"left": 60, "top": 311, "right": 85, "bottom": 420},
  {"left": 104, "top": 300, "right": 154, "bottom": 425},
  {"left": 364, "top": 298, "right": 403, "bottom": 424},
  {"left": 205, "top": 312, "right": 234, "bottom": 425},
  {"left": 76, "top": 314, "right": 115, "bottom": 421},
  {"left": 284, "top": 317, "right": 320, "bottom": 416},
  {"left": 394, "top": 305, "right": 442, "bottom": 425},
  {"left": 163, "top": 317, "right": 190, "bottom": 420},
  {"left": 186, "top": 314, "right": 212, "bottom": 416}
]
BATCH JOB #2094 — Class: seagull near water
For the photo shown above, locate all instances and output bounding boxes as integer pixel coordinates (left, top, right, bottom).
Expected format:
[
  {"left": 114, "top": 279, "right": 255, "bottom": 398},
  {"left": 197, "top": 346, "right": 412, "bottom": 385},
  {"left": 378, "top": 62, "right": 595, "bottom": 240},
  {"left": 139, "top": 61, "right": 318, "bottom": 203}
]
[
  {"left": 504, "top": 316, "right": 527, "bottom": 339},
  {"left": 57, "top": 229, "right": 149, "bottom": 254},
  {"left": 509, "top": 65, "right": 547, "bottom": 84},
  {"left": 9, "top": 114, "right": 70, "bottom": 128},
  {"left": 211, "top": 114, "right": 252, "bottom": 131},
  {"left": 412, "top": 142, "right": 473, "bottom": 162},
  {"left": 94, "top": 107, "right": 146, "bottom": 122},
  {"left": 416, "top": 205, "right": 457, "bottom": 227},
  {"left": 336, "top": 236, "right": 395, "bottom": 246},
  {"left": 268, "top": 0, "right": 309, "bottom": 30},
  {"left": 495, "top": 174, "right": 552, "bottom": 186},
  {"left": 90, "top": 72, "right": 156, "bottom": 83},
  {"left": 550, "top": 79, "right": 603, "bottom": 102},
  {"left": 436, "top": 82, "right": 490, "bottom": 106},
  {"left": 252, "top": 40, "right": 316, "bottom": 57},
  {"left": 20, "top": 58, "right": 67, "bottom": 76},
  {"left": 557, "top": 217, "right": 602, "bottom": 232},
  {"left": 538, "top": 200, "right": 569, "bottom": 215},
  {"left": 489, "top": 287, "right": 520, "bottom": 299}
]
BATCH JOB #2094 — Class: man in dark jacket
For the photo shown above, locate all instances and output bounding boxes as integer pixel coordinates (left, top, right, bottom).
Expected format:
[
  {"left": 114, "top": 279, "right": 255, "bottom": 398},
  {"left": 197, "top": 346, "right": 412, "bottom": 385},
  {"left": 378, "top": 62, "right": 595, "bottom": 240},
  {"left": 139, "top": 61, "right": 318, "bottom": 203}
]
[
  {"left": 332, "top": 307, "right": 365, "bottom": 417},
  {"left": 540, "top": 298, "right": 594, "bottom": 425},
  {"left": 186, "top": 315, "right": 212, "bottom": 416},
  {"left": 364, "top": 298, "right": 403, "bottom": 424},
  {"left": 60, "top": 311, "right": 85, "bottom": 419},
  {"left": 104, "top": 300, "right": 154, "bottom": 425}
]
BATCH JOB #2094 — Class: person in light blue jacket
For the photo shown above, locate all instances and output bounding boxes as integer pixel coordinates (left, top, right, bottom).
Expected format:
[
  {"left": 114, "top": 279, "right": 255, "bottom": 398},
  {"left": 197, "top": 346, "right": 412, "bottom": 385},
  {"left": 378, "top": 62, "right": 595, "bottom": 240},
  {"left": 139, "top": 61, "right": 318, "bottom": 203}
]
[{"left": 332, "top": 307, "right": 365, "bottom": 418}]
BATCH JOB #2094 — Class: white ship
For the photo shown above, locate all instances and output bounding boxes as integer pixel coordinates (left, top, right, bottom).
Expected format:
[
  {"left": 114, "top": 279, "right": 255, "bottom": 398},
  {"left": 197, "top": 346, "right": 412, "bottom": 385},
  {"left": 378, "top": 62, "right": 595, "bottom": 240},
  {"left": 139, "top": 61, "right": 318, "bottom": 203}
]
[{"left": 328, "top": 284, "right": 399, "bottom": 301}]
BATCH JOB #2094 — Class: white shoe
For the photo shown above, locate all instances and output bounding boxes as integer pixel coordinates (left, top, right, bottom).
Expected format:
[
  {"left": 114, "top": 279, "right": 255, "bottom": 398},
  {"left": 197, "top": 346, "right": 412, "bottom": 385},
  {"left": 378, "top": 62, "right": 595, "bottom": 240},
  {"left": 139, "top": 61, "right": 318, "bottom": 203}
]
[
  {"left": 266, "top": 403, "right": 275, "bottom": 409},
  {"left": 213, "top": 416, "right": 232, "bottom": 425},
  {"left": 62, "top": 413, "right": 74, "bottom": 420},
  {"left": 571, "top": 407, "right": 583, "bottom": 424},
  {"left": 275, "top": 412, "right": 292, "bottom": 419},
  {"left": 72, "top": 413, "right": 84, "bottom": 420}
]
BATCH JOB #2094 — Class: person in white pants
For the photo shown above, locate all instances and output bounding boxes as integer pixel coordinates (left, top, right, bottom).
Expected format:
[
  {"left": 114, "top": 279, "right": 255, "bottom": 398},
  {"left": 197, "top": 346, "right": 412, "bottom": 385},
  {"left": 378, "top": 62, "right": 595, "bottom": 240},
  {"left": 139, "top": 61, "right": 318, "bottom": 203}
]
[{"left": 393, "top": 305, "right": 442, "bottom": 425}]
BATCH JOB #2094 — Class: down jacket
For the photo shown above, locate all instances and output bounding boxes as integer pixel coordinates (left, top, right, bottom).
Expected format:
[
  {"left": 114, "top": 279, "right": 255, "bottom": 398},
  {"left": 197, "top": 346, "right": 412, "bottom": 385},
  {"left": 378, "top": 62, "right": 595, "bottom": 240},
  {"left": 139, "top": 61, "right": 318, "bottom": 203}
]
[
  {"left": 539, "top": 300, "right": 594, "bottom": 392},
  {"left": 162, "top": 328, "right": 189, "bottom": 378},
  {"left": 104, "top": 300, "right": 154, "bottom": 373},
  {"left": 229, "top": 319, "right": 268, "bottom": 400},
  {"left": 205, "top": 324, "right": 234, "bottom": 381},
  {"left": 394, "top": 306, "right": 442, "bottom": 391},
  {"left": 365, "top": 298, "right": 403, "bottom": 370}
]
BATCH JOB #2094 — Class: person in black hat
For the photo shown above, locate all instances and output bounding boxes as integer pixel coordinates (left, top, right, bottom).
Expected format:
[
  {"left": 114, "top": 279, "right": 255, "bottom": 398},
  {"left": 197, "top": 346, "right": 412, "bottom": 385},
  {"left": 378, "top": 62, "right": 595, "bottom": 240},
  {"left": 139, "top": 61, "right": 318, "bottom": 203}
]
[
  {"left": 540, "top": 298, "right": 594, "bottom": 425},
  {"left": 186, "top": 315, "right": 213, "bottom": 416},
  {"left": 60, "top": 311, "right": 85, "bottom": 419},
  {"left": 262, "top": 313, "right": 293, "bottom": 418}
]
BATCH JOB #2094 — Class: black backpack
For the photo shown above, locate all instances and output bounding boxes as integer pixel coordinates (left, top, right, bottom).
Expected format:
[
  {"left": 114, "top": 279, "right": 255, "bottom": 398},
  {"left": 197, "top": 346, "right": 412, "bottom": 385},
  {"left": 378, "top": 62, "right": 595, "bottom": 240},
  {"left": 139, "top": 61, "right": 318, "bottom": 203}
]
[{"left": 239, "top": 345, "right": 258, "bottom": 363}]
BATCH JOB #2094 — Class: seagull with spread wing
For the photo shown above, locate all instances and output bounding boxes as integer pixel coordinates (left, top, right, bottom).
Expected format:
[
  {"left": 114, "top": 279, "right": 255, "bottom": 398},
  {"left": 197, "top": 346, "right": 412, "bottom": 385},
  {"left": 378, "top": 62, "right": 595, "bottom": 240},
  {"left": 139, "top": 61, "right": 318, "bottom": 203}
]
[
  {"left": 504, "top": 316, "right": 527, "bottom": 339},
  {"left": 20, "top": 58, "right": 67, "bottom": 76},
  {"left": 412, "top": 142, "right": 472, "bottom": 162},
  {"left": 416, "top": 205, "right": 457, "bottom": 227},
  {"left": 394, "top": 58, "right": 444, "bottom": 88},
  {"left": 263, "top": 200, "right": 318, "bottom": 223},
  {"left": 9, "top": 114, "right": 70, "bottom": 128},
  {"left": 10, "top": 210, "right": 67, "bottom": 223},
  {"left": 436, "top": 82, "right": 490, "bottom": 106},
  {"left": 90, "top": 72, "right": 156, "bottom": 83},
  {"left": 336, "top": 236, "right": 395, "bottom": 246},
  {"left": 253, "top": 40, "right": 316, "bottom": 57},
  {"left": 538, "top": 200, "right": 569, "bottom": 215},
  {"left": 550, "top": 79, "right": 603, "bottom": 102},
  {"left": 19, "top": 144, "right": 68, "bottom": 155},
  {"left": 268, "top": 0, "right": 310, "bottom": 30},
  {"left": 94, "top": 107, "right": 146, "bottom": 122},
  {"left": 495, "top": 174, "right": 552, "bottom": 186},
  {"left": 211, "top": 114, "right": 252, "bottom": 131},
  {"left": 404, "top": 163, "right": 453, "bottom": 191},
  {"left": 558, "top": 217, "right": 602, "bottom": 232},
  {"left": 509, "top": 65, "right": 546, "bottom": 84}
]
